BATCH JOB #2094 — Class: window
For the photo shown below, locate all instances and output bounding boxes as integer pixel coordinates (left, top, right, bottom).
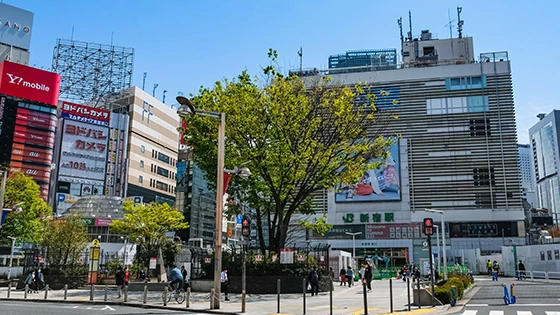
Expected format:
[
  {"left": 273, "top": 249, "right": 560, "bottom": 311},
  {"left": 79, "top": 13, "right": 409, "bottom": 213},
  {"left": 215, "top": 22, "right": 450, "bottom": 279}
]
[
  {"left": 469, "top": 119, "right": 491, "bottom": 136},
  {"left": 156, "top": 181, "right": 169, "bottom": 192},
  {"left": 139, "top": 175, "right": 143, "bottom": 183},
  {"left": 446, "top": 76, "right": 487, "bottom": 90},
  {"left": 473, "top": 168, "right": 495, "bottom": 186},
  {"left": 140, "top": 160, "right": 144, "bottom": 168},
  {"left": 141, "top": 145, "right": 145, "bottom": 153},
  {"left": 426, "top": 96, "right": 488, "bottom": 115},
  {"left": 423, "top": 46, "right": 435, "bottom": 56},
  {"left": 157, "top": 166, "right": 169, "bottom": 177},
  {"left": 158, "top": 152, "right": 170, "bottom": 164}
]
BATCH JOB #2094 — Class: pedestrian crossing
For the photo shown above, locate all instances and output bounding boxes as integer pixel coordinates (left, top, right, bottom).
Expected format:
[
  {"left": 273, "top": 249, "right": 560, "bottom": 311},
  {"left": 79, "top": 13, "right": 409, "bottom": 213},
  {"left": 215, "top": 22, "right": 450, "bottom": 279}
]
[{"left": 461, "top": 311, "right": 560, "bottom": 315}]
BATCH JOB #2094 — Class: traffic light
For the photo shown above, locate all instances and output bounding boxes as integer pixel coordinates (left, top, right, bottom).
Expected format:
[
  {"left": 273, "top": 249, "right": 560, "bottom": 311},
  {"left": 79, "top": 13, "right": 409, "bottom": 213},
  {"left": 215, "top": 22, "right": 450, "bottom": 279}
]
[
  {"left": 423, "top": 218, "right": 434, "bottom": 236},
  {"left": 242, "top": 216, "right": 251, "bottom": 238}
]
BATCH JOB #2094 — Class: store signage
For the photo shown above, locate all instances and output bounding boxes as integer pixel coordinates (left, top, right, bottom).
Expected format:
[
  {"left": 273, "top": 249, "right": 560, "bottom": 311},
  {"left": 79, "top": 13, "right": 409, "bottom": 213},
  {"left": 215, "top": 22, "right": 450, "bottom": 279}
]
[
  {"left": 61, "top": 101, "right": 110, "bottom": 126},
  {"left": 342, "top": 212, "right": 395, "bottom": 224},
  {"left": 9, "top": 161, "right": 51, "bottom": 182},
  {"left": 94, "top": 218, "right": 112, "bottom": 227},
  {"left": 0, "top": 61, "right": 60, "bottom": 106},
  {"left": 0, "top": 3, "right": 34, "bottom": 50},
  {"left": 365, "top": 223, "right": 421, "bottom": 240},
  {"left": 16, "top": 108, "right": 57, "bottom": 131},
  {"left": 56, "top": 193, "right": 80, "bottom": 214},
  {"left": 11, "top": 143, "right": 53, "bottom": 163},
  {"left": 58, "top": 120, "right": 108, "bottom": 181}
]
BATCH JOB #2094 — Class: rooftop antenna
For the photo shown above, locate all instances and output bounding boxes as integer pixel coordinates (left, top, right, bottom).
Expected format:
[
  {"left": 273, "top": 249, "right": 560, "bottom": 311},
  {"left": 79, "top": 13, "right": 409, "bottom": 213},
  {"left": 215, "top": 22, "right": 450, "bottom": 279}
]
[
  {"left": 297, "top": 47, "right": 303, "bottom": 72},
  {"left": 445, "top": 9, "right": 456, "bottom": 38},
  {"left": 407, "top": 11, "right": 413, "bottom": 41},
  {"left": 142, "top": 72, "right": 147, "bottom": 91},
  {"left": 152, "top": 83, "right": 158, "bottom": 97},
  {"left": 162, "top": 90, "right": 167, "bottom": 103},
  {"left": 457, "top": 7, "right": 464, "bottom": 38},
  {"left": 397, "top": 17, "right": 404, "bottom": 43},
  {"left": 71, "top": 26, "right": 75, "bottom": 41},
  {"left": 110, "top": 31, "right": 114, "bottom": 46}
]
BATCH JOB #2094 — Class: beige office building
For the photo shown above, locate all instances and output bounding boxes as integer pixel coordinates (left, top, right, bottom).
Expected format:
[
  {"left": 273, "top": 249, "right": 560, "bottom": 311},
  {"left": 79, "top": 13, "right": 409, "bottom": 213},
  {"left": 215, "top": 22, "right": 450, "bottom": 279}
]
[{"left": 124, "top": 86, "right": 179, "bottom": 205}]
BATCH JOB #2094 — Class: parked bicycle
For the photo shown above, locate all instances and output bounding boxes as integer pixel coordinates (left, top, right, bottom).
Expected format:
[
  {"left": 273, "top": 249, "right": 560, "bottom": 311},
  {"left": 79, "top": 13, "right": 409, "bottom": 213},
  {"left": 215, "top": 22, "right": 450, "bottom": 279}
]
[{"left": 162, "top": 282, "right": 185, "bottom": 304}]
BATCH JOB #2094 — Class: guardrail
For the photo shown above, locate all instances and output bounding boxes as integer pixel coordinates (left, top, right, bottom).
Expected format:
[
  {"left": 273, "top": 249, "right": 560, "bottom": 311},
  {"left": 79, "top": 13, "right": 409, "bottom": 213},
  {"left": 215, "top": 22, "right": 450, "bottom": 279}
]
[{"left": 517, "top": 270, "right": 560, "bottom": 282}]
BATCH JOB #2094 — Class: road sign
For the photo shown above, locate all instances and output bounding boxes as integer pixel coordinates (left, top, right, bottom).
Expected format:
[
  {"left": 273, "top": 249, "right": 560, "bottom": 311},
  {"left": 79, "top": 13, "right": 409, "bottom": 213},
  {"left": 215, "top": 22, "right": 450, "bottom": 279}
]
[
  {"left": 422, "top": 241, "right": 428, "bottom": 248},
  {"left": 255, "top": 255, "right": 263, "bottom": 262},
  {"left": 149, "top": 257, "right": 157, "bottom": 269},
  {"left": 237, "top": 214, "right": 243, "bottom": 225},
  {"left": 204, "top": 257, "right": 211, "bottom": 264},
  {"left": 92, "top": 239, "right": 100, "bottom": 247}
]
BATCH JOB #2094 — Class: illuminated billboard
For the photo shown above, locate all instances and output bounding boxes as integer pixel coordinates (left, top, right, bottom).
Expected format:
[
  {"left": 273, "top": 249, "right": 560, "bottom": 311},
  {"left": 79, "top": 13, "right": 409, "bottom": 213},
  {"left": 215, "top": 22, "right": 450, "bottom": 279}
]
[
  {"left": 335, "top": 140, "right": 401, "bottom": 202},
  {"left": 58, "top": 120, "right": 108, "bottom": 181}
]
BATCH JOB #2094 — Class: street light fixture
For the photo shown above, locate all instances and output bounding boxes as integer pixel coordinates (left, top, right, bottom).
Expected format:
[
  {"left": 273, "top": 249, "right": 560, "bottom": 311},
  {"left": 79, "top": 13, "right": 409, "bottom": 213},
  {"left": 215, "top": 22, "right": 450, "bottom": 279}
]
[
  {"left": 177, "top": 96, "right": 226, "bottom": 309},
  {"left": 424, "top": 208, "right": 447, "bottom": 280},
  {"left": 345, "top": 231, "right": 362, "bottom": 269}
]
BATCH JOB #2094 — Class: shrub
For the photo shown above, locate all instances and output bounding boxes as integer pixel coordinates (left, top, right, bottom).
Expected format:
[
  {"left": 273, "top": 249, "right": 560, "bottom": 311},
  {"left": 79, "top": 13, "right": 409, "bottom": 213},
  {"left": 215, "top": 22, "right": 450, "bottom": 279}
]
[
  {"left": 434, "top": 286, "right": 451, "bottom": 304},
  {"left": 446, "top": 277, "right": 465, "bottom": 298}
]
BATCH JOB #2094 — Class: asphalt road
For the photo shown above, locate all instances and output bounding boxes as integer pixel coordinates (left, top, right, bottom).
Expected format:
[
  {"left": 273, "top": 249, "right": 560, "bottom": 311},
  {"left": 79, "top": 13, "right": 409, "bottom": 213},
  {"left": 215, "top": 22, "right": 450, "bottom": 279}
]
[
  {"left": 451, "top": 305, "right": 560, "bottom": 315},
  {"left": 0, "top": 301, "right": 207, "bottom": 315}
]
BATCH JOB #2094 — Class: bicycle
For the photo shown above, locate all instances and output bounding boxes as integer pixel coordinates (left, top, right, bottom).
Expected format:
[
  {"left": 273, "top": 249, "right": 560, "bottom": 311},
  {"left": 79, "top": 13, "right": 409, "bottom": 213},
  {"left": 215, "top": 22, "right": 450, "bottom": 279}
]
[{"left": 162, "top": 282, "right": 185, "bottom": 304}]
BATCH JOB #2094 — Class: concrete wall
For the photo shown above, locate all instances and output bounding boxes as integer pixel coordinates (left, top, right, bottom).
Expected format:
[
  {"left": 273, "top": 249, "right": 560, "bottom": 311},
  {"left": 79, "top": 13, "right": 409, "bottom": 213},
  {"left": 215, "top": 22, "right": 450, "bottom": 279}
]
[
  {"left": 0, "top": 266, "right": 23, "bottom": 278},
  {"left": 503, "top": 244, "right": 560, "bottom": 277}
]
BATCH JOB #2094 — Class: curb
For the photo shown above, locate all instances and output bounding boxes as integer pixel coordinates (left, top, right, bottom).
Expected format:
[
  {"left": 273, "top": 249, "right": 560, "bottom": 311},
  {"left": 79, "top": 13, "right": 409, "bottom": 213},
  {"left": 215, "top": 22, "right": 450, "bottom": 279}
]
[{"left": 0, "top": 298, "right": 239, "bottom": 315}]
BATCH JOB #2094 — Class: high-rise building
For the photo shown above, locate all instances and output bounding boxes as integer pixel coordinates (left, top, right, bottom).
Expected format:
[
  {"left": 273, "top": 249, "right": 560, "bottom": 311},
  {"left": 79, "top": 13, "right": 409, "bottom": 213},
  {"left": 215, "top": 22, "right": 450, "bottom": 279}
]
[
  {"left": 518, "top": 144, "right": 537, "bottom": 208},
  {"left": 0, "top": 3, "right": 33, "bottom": 65},
  {"left": 300, "top": 31, "right": 523, "bottom": 261},
  {"left": 529, "top": 110, "right": 560, "bottom": 227}
]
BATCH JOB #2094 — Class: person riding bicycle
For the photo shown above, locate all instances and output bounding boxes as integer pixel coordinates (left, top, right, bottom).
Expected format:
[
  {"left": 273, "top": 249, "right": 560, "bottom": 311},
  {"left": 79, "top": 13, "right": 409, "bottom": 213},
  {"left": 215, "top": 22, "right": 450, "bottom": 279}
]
[{"left": 168, "top": 264, "right": 184, "bottom": 291}]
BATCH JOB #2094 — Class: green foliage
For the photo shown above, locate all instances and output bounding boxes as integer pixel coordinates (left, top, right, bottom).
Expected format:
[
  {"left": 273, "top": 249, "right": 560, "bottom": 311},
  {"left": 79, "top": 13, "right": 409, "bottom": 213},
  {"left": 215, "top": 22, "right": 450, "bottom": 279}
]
[
  {"left": 447, "top": 277, "right": 465, "bottom": 298},
  {"left": 41, "top": 214, "right": 89, "bottom": 276},
  {"left": 434, "top": 286, "right": 452, "bottom": 304},
  {"left": 298, "top": 214, "right": 333, "bottom": 236},
  {"left": 180, "top": 51, "right": 397, "bottom": 251},
  {"left": 434, "top": 274, "right": 474, "bottom": 304},
  {"left": 106, "top": 256, "right": 123, "bottom": 275},
  {"left": 0, "top": 172, "right": 51, "bottom": 245},
  {"left": 110, "top": 201, "right": 188, "bottom": 268}
]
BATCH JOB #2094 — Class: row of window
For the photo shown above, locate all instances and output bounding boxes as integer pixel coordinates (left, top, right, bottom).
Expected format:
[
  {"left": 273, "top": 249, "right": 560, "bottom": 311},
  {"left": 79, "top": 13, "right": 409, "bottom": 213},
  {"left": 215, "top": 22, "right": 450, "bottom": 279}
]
[
  {"left": 426, "top": 95, "right": 489, "bottom": 115},
  {"left": 138, "top": 176, "right": 176, "bottom": 194},
  {"left": 446, "top": 76, "right": 487, "bottom": 90},
  {"left": 139, "top": 145, "right": 177, "bottom": 167}
]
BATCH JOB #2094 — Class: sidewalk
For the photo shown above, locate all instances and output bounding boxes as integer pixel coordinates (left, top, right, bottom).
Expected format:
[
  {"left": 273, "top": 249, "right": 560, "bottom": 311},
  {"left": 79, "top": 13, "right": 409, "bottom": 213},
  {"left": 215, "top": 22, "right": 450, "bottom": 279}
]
[{"left": 0, "top": 279, "right": 449, "bottom": 315}]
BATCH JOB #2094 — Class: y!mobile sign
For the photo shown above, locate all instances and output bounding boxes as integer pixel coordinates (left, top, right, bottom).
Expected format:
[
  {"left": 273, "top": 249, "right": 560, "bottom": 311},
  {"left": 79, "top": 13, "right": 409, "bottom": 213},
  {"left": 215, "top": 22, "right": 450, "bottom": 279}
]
[
  {"left": 61, "top": 101, "right": 110, "bottom": 126},
  {"left": 58, "top": 120, "right": 109, "bottom": 181},
  {"left": 0, "top": 61, "right": 61, "bottom": 106}
]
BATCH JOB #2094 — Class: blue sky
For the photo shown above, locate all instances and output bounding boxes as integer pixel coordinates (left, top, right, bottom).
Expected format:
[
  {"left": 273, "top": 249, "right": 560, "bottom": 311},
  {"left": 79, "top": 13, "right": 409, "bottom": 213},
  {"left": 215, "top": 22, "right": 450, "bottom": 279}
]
[{"left": 6, "top": 0, "right": 559, "bottom": 143}]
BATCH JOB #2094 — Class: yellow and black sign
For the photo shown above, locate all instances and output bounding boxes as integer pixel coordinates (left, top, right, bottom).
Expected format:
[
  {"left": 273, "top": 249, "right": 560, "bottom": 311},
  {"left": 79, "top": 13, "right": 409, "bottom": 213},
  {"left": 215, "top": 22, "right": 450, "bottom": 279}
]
[
  {"left": 92, "top": 239, "right": 100, "bottom": 247},
  {"left": 90, "top": 246, "right": 100, "bottom": 260}
]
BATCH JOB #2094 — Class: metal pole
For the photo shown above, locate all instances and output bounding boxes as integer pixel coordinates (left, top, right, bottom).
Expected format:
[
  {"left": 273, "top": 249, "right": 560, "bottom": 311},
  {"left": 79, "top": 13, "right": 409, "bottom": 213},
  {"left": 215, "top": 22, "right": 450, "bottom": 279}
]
[
  {"left": 90, "top": 284, "right": 94, "bottom": 301},
  {"left": 187, "top": 287, "right": 191, "bottom": 308},
  {"left": 124, "top": 285, "right": 128, "bottom": 302},
  {"left": 24, "top": 284, "right": 28, "bottom": 299},
  {"left": 353, "top": 235, "right": 356, "bottom": 268},
  {"left": 0, "top": 171, "right": 7, "bottom": 216},
  {"left": 163, "top": 286, "right": 168, "bottom": 306},
  {"left": 64, "top": 284, "right": 68, "bottom": 300},
  {"left": 143, "top": 285, "right": 148, "bottom": 304},
  {"left": 242, "top": 241, "right": 246, "bottom": 312},
  {"left": 7, "top": 281, "right": 11, "bottom": 298},
  {"left": 210, "top": 288, "right": 215, "bottom": 309},
  {"left": 277, "top": 278, "right": 281, "bottom": 314},
  {"left": 407, "top": 277, "right": 411, "bottom": 311},
  {"left": 303, "top": 278, "right": 306, "bottom": 315},
  {"left": 362, "top": 280, "right": 368, "bottom": 315},
  {"left": 416, "top": 275, "right": 421, "bottom": 309},
  {"left": 436, "top": 225, "right": 441, "bottom": 279},
  {"left": 428, "top": 235, "right": 435, "bottom": 307},
  {"left": 104, "top": 284, "right": 108, "bottom": 301},
  {"left": 390, "top": 278, "right": 393, "bottom": 313},
  {"left": 241, "top": 289, "right": 245, "bottom": 313},
  {"left": 329, "top": 275, "right": 333, "bottom": 315},
  {"left": 441, "top": 214, "right": 448, "bottom": 280},
  {"left": 7, "top": 236, "right": 16, "bottom": 280},
  {"left": 212, "top": 112, "right": 226, "bottom": 309},
  {"left": 44, "top": 284, "right": 49, "bottom": 299}
]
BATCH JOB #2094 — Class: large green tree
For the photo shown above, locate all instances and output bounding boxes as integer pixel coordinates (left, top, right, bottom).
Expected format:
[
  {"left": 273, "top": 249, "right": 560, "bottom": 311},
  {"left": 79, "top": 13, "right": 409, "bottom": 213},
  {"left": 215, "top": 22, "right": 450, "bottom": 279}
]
[
  {"left": 0, "top": 172, "right": 51, "bottom": 244},
  {"left": 180, "top": 50, "right": 396, "bottom": 253},
  {"left": 110, "top": 201, "right": 189, "bottom": 267},
  {"left": 41, "top": 214, "right": 89, "bottom": 274}
]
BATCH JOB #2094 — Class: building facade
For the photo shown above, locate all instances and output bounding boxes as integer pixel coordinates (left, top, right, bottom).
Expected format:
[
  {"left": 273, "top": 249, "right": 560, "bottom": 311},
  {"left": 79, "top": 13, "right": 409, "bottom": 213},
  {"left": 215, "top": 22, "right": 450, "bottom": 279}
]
[
  {"left": 0, "top": 3, "right": 33, "bottom": 65},
  {"left": 518, "top": 144, "right": 537, "bottom": 208},
  {"left": 301, "top": 33, "right": 523, "bottom": 264},
  {"left": 529, "top": 110, "right": 560, "bottom": 227}
]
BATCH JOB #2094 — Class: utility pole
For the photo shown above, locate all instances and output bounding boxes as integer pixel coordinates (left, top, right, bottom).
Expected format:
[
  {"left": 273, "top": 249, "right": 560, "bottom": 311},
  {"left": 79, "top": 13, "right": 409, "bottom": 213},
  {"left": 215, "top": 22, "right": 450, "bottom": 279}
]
[{"left": 0, "top": 170, "right": 7, "bottom": 211}]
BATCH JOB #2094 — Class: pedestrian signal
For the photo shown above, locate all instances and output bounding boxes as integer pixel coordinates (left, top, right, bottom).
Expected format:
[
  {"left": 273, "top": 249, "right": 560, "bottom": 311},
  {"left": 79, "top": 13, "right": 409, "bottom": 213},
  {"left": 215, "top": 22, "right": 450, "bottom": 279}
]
[
  {"left": 242, "top": 216, "right": 251, "bottom": 238},
  {"left": 423, "top": 218, "right": 434, "bottom": 236}
]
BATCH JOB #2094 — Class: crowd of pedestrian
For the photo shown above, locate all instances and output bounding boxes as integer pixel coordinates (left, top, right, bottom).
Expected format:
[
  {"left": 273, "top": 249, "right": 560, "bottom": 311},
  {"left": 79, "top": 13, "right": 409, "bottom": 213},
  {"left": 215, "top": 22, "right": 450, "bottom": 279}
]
[{"left": 23, "top": 268, "right": 45, "bottom": 293}]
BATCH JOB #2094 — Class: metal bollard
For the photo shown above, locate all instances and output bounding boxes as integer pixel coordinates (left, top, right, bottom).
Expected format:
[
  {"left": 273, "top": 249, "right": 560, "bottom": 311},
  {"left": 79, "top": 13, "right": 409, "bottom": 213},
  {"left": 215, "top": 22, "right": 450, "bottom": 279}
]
[
  {"left": 416, "top": 277, "right": 421, "bottom": 309},
  {"left": 241, "top": 289, "right": 246, "bottom": 313},
  {"left": 90, "top": 284, "right": 94, "bottom": 301},
  {"left": 104, "top": 284, "right": 108, "bottom": 301},
  {"left": 210, "top": 288, "right": 215, "bottom": 309},
  {"left": 329, "top": 276, "right": 333, "bottom": 315},
  {"left": 24, "top": 284, "right": 28, "bottom": 300},
  {"left": 277, "top": 279, "right": 281, "bottom": 314},
  {"left": 64, "top": 284, "right": 68, "bottom": 300},
  {"left": 7, "top": 281, "right": 11, "bottom": 298},
  {"left": 186, "top": 287, "right": 191, "bottom": 308},
  {"left": 124, "top": 285, "right": 128, "bottom": 302},
  {"left": 44, "top": 284, "right": 49, "bottom": 299},
  {"left": 143, "top": 285, "right": 148, "bottom": 304},
  {"left": 302, "top": 278, "right": 306, "bottom": 315},
  {"left": 362, "top": 281, "right": 368, "bottom": 315},
  {"left": 163, "top": 286, "right": 168, "bottom": 306},
  {"left": 407, "top": 277, "right": 411, "bottom": 311},
  {"left": 389, "top": 279, "right": 393, "bottom": 313}
]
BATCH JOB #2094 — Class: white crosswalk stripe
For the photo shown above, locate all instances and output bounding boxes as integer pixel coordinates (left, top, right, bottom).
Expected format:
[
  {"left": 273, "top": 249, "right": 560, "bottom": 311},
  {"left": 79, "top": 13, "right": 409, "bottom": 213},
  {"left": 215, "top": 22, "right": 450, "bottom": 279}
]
[
  {"left": 546, "top": 312, "right": 560, "bottom": 315},
  {"left": 489, "top": 311, "right": 504, "bottom": 315},
  {"left": 463, "top": 310, "right": 560, "bottom": 315},
  {"left": 462, "top": 311, "right": 478, "bottom": 315},
  {"left": 518, "top": 312, "right": 532, "bottom": 315}
]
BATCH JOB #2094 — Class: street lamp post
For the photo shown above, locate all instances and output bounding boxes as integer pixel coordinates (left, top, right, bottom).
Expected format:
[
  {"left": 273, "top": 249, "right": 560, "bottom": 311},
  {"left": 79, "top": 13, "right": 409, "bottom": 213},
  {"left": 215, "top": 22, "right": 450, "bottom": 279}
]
[
  {"left": 7, "top": 236, "right": 16, "bottom": 280},
  {"left": 424, "top": 208, "right": 447, "bottom": 280},
  {"left": 434, "top": 225, "right": 441, "bottom": 278},
  {"left": 345, "top": 232, "right": 362, "bottom": 269},
  {"left": 177, "top": 96, "right": 226, "bottom": 309}
]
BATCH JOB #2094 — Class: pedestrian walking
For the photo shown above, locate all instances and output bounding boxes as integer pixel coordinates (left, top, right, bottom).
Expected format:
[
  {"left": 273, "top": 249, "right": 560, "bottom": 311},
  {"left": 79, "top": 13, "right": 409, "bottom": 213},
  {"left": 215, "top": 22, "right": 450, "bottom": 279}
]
[
  {"left": 24, "top": 271, "right": 35, "bottom": 293},
  {"left": 308, "top": 268, "right": 319, "bottom": 296},
  {"left": 518, "top": 260, "right": 526, "bottom": 280},
  {"left": 115, "top": 266, "right": 125, "bottom": 298},
  {"left": 487, "top": 259, "right": 492, "bottom": 276},
  {"left": 364, "top": 263, "right": 373, "bottom": 292},
  {"left": 36, "top": 268, "right": 45, "bottom": 291},
  {"left": 346, "top": 266, "right": 354, "bottom": 287},
  {"left": 220, "top": 268, "right": 230, "bottom": 301},
  {"left": 339, "top": 266, "right": 346, "bottom": 286}
]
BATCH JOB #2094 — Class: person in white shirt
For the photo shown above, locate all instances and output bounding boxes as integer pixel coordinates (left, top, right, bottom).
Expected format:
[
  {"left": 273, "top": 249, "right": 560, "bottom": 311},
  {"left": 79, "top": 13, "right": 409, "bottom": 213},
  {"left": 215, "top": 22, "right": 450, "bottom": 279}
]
[{"left": 220, "top": 268, "right": 230, "bottom": 301}]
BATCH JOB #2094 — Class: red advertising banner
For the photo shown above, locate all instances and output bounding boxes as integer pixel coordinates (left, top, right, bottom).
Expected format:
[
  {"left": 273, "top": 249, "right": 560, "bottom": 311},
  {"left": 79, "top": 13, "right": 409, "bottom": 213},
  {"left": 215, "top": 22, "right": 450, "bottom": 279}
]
[
  {"left": 94, "top": 218, "right": 113, "bottom": 227},
  {"left": 12, "top": 125, "right": 55, "bottom": 147},
  {"left": 0, "top": 61, "right": 61, "bottom": 106},
  {"left": 61, "top": 101, "right": 110, "bottom": 126},
  {"left": 16, "top": 108, "right": 57, "bottom": 131},
  {"left": 10, "top": 161, "right": 51, "bottom": 183},
  {"left": 11, "top": 143, "right": 53, "bottom": 164},
  {"left": 365, "top": 223, "right": 422, "bottom": 240}
]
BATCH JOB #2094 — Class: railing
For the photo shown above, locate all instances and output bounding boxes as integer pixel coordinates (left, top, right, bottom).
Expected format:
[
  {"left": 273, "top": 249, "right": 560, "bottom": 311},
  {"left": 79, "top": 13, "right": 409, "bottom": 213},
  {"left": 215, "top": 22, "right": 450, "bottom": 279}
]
[{"left": 517, "top": 270, "right": 560, "bottom": 282}]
